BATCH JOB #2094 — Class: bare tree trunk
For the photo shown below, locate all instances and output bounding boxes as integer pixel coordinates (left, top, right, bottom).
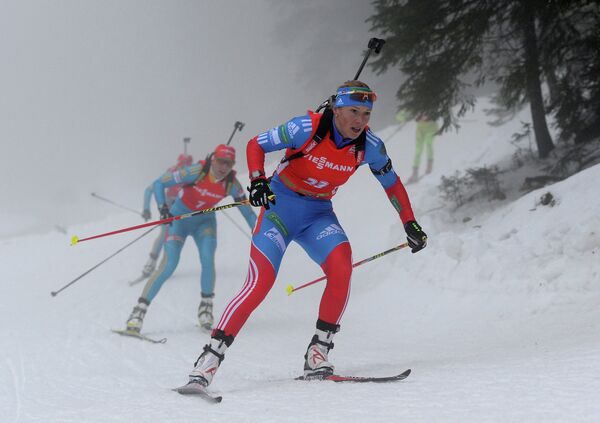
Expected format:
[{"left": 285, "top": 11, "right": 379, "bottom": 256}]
[
  {"left": 521, "top": 0, "right": 555, "bottom": 158},
  {"left": 543, "top": 64, "right": 560, "bottom": 109}
]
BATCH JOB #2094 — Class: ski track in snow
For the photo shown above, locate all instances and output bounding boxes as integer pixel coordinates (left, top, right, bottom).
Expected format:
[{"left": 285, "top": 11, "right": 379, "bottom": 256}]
[{"left": 2, "top": 100, "right": 600, "bottom": 422}]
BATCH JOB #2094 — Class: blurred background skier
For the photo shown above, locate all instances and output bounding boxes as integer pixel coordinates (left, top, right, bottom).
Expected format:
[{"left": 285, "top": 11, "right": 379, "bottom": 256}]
[
  {"left": 125, "top": 144, "right": 256, "bottom": 333},
  {"left": 405, "top": 112, "right": 439, "bottom": 184},
  {"left": 137, "top": 153, "right": 194, "bottom": 281}
]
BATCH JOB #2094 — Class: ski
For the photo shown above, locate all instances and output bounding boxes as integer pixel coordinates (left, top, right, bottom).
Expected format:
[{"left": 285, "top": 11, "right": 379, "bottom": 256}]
[
  {"left": 172, "top": 382, "right": 222, "bottom": 404},
  {"left": 296, "top": 368, "right": 411, "bottom": 383},
  {"left": 111, "top": 329, "right": 167, "bottom": 344},
  {"left": 128, "top": 274, "right": 149, "bottom": 286}
]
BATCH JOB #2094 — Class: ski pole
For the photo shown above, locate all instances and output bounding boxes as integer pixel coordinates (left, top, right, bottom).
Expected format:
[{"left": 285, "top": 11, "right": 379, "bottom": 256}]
[
  {"left": 221, "top": 121, "right": 254, "bottom": 239},
  {"left": 51, "top": 226, "right": 158, "bottom": 297},
  {"left": 316, "top": 37, "right": 386, "bottom": 112},
  {"left": 91, "top": 192, "right": 143, "bottom": 217},
  {"left": 183, "top": 137, "right": 191, "bottom": 154},
  {"left": 70, "top": 200, "right": 251, "bottom": 246},
  {"left": 221, "top": 210, "right": 252, "bottom": 241},
  {"left": 226, "top": 121, "right": 245, "bottom": 146},
  {"left": 286, "top": 242, "right": 409, "bottom": 296},
  {"left": 383, "top": 124, "right": 405, "bottom": 143}
]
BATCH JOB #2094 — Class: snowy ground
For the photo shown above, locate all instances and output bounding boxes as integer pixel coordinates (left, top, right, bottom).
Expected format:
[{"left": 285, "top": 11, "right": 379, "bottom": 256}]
[{"left": 2, "top": 102, "right": 600, "bottom": 422}]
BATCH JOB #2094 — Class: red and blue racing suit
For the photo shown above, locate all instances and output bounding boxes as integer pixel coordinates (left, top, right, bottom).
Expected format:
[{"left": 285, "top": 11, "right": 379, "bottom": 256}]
[{"left": 215, "top": 111, "right": 415, "bottom": 337}]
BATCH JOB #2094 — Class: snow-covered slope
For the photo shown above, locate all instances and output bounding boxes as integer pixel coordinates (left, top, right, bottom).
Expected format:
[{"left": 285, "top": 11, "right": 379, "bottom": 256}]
[{"left": 2, "top": 102, "right": 599, "bottom": 422}]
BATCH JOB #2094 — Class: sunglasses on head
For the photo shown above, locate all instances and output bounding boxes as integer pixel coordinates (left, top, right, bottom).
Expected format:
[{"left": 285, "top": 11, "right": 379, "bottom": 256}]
[{"left": 337, "top": 89, "right": 378, "bottom": 103}]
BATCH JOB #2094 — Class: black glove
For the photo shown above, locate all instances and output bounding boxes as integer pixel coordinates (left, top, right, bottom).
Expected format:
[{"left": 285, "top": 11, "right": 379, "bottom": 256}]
[
  {"left": 404, "top": 220, "right": 427, "bottom": 253},
  {"left": 141, "top": 209, "right": 151, "bottom": 221},
  {"left": 158, "top": 204, "right": 173, "bottom": 222},
  {"left": 247, "top": 178, "right": 276, "bottom": 210}
]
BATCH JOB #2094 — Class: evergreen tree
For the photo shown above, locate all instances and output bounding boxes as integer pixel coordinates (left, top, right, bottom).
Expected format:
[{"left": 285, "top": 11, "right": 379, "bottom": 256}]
[
  {"left": 368, "top": 0, "right": 587, "bottom": 158},
  {"left": 536, "top": 1, "right": 600, "bottom": 144}
]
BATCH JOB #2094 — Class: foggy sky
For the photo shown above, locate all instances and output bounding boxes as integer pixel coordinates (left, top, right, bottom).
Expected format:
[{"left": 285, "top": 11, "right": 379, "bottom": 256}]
[{"left": 0, "top": 0, "right": 403, "bottom": 235}]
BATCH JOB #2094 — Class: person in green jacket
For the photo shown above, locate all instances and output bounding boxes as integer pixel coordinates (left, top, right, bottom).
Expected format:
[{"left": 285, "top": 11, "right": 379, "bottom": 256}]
[
  {"left": 405, "top": 112, "right": 439, "bottom": 184},
  {"left": 396, "top": 110, "right": 439, "bottom": 184}
]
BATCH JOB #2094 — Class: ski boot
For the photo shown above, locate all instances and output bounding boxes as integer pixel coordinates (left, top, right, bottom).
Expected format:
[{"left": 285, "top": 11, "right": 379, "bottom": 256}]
[
  {"left": 125, "top": 298, "right": 149, "bottom": 334},
  {"left": 188, "top": 330, "right": 233, "bottom": 387},
  {"left": 197, "top": 295, "right": 214, "bottom": 331},
  {"left": 303, "top": 320, "right": 339, "bottom": 379}
]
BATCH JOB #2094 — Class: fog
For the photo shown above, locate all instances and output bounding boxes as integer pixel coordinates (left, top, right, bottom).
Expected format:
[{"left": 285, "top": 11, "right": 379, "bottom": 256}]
[{"left": 0, "top": 0, "right": 404, "bottom": 236}]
